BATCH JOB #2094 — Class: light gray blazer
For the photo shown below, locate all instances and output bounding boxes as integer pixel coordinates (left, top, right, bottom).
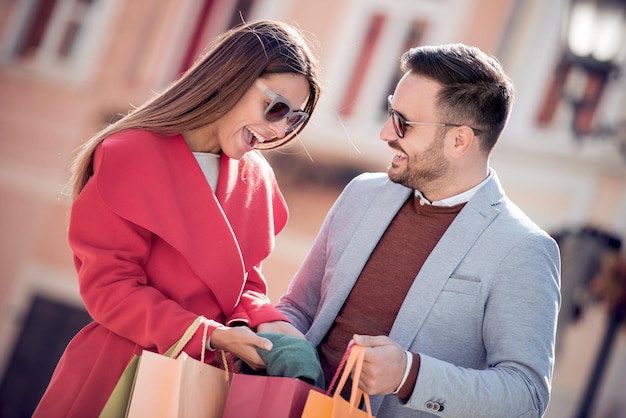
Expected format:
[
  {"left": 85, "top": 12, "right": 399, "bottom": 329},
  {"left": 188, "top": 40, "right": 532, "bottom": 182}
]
[{"left": 276, "top": 171, "right": 561, "bottom": 418}]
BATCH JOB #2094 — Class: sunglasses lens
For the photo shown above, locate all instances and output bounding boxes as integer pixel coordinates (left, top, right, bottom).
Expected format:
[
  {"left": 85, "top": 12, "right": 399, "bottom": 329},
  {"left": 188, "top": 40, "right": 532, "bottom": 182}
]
[
  {"left": 285, "top": 115, "right": 303, "bottom": 131},
  {"left": 388, "top": 96, "right": 404, "bottom": 138},
  {"left": 392, "top": 112, "right": 404, "bottom": 138},
  {"left": 263, "top": 94, "right": 308, "bottom": 133},
  {"left": 265, "top": 101, "right": 290, "bottom": 122}
]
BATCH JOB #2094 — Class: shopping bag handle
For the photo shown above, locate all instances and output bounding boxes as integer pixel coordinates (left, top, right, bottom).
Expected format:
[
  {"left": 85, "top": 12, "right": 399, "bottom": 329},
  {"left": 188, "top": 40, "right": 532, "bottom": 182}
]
[
  {"left": 326, "top": 341, "right": 355, "bottom": 396},
  {"left": 164, "top": 316, "right": 233, "bottom": 383},
  {"left": 328, "top": 343, "right": 373, "bottom": 416},
  {"left": 165, "top": 316, "right": 211, "bottom": 359}
]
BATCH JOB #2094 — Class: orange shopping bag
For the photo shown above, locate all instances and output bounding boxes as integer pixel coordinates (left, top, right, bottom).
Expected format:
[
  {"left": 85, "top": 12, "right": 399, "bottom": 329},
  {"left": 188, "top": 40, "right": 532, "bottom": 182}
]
[{"left": 301, "top": 343, "right": 374, "bottom": 418}]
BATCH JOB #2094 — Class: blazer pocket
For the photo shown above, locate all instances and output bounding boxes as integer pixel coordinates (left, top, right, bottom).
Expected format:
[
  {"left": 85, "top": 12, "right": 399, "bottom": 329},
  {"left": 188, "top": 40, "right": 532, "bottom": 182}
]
[{"left": 443, "top": 274, "right": 482, "bottom": 295}]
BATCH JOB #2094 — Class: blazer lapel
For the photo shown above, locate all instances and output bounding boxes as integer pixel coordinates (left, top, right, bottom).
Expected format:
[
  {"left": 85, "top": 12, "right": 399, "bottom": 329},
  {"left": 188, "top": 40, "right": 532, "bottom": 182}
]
[
  {"left": 390, "top": 175, "right": 505, "bottom": 348},
  {"left": 307, "top": 181, "right": 412, "bottom": 341}
]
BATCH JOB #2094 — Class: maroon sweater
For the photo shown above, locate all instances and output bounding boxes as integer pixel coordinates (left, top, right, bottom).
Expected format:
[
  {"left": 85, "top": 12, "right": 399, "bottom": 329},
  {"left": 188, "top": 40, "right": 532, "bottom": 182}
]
[{"left": 319, "top": 194, "right": 464, "bottom": 399}]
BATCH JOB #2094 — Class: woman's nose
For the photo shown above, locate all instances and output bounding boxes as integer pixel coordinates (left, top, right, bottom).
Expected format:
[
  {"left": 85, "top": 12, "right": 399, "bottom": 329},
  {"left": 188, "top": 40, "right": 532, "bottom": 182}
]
[{"left": 268, "top": 118, "right": 289, "bottom": 139}]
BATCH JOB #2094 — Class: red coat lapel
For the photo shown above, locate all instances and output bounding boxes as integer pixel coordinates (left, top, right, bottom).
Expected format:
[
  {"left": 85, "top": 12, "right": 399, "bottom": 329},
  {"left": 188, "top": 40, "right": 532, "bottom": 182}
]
[
  {"left": 93, "top": 130, "right": 287, "bottom": 315},
  {"left": 216, "top": 151, "right": 288, "bottom": 272}
]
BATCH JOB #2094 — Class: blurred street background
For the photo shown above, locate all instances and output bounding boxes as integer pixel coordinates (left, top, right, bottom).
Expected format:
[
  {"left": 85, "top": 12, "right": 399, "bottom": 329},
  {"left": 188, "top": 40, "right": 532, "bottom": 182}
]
[{"left": 1, "top": 0, "right": 625, "bottom": 417}]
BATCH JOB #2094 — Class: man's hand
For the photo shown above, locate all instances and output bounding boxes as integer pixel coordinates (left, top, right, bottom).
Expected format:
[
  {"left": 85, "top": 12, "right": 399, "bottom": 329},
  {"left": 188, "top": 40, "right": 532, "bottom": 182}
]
[
  {"left": 353, "top": 334, "right": 407, "bottom": 395},
  {"left": 257, "top": 320, "right": 306, "bottom": 339}
]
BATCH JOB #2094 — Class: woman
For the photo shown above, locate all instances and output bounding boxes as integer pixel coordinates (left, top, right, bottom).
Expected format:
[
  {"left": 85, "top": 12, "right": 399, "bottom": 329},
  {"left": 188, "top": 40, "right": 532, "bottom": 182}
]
[{"left": 34, "top": 20, "right": 321, "bottom": 417}]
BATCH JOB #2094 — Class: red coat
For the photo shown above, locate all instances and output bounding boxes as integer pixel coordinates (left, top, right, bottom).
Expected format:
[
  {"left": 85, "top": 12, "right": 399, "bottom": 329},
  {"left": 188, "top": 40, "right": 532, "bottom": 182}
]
[{"left": 34, "top": 130, "right": 289, "bottom": 417}]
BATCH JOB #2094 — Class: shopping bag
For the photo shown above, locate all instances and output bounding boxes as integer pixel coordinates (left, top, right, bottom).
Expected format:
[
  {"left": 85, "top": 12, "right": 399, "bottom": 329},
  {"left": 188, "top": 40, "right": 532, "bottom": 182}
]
[
  {"left": 99, "top": 316, "right": 230, "bottom": 418},
  {"left": 301, "top": 343, "right": 374, "bottom": 418},
  {"left": 99, "top": 354, "right": 141, "bottom": 417},
  {"left": 127, "top": 350, "right": 229, "bottom": 418},
  {"left": 222, "top": 373, "right": 323, "bottom": 418}
]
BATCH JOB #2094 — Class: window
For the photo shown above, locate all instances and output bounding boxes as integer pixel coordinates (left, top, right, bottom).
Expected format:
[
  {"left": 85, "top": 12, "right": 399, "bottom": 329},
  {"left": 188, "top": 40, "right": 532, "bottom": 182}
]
[
  {"left": 308, "top": 1, "right": 448, "bottom": 159},
  {"left": 1, "top": 0, "right": 117, "bottom": 82},
  {"left": 177, "top": 0, "right": 258, "bottom": 75},
  {"left": 336, "top": 14, "right": 429, "bottom": 119},
  {"left": 329, "top": 3, "right": 440, "bottom": 127},
  {"left": 338, "top": 13, "right": 387, "bottom": 118},
  {"left": 382, "top": 19, "right": 429, "bottom": 114},
  {"left": 536, "top": 56, "right": 610, "bottom": 136}
]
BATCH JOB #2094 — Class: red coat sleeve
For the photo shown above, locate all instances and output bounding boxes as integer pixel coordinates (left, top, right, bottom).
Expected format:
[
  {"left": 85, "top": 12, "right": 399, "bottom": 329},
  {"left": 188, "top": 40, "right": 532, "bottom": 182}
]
[
  {"left": 226, "top": 265, "right": 290, "bottom": 328},
  {"left": 70, "top": 176, "right": 209, "bottom": 355}
]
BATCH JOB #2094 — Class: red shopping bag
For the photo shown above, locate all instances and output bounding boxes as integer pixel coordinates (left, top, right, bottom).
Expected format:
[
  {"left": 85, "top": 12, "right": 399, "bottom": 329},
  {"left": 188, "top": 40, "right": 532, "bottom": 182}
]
[{"left": 222, "top": 373, "right": 323, "bottom": 418}]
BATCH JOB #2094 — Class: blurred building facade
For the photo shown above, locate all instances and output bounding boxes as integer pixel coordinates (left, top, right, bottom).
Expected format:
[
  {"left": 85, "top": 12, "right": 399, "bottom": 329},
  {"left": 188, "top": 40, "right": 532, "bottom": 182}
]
[{"left": 1, "top": 0, "right": 625, "bottom": 416}]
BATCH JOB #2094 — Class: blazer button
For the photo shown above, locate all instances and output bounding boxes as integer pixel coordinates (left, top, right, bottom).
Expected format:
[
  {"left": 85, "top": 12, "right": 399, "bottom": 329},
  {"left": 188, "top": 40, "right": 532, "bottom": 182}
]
[{"left": 425, "top": 400, "right": 444, "bottom": 412}]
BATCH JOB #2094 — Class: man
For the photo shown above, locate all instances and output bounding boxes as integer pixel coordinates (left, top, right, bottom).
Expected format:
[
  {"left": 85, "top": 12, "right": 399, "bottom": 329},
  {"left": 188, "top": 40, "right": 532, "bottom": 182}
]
[{"left": 276, "top": 44, "right": 561, "bottom": 417}]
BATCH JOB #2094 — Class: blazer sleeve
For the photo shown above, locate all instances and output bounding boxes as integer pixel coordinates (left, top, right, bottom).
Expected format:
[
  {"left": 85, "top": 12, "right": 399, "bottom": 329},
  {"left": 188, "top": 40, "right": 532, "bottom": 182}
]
[{"left": 275, "top": 175, "right": 362, "bottom": 335}]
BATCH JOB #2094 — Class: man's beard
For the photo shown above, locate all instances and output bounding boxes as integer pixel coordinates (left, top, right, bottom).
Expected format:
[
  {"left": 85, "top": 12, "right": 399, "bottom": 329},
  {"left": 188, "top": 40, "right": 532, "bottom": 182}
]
[{"left": 388, "top": 135, "right": 448, "bottom": 191}]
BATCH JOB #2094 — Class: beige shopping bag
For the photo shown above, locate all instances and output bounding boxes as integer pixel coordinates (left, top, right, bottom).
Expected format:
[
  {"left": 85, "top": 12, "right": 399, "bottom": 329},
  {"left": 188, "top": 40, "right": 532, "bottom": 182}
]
[
  {"left": 127, "top": 350, "right": 229, "bottom": 418},
  {"left": 99, "top": 316, "right": 230, "bottom": 418}
]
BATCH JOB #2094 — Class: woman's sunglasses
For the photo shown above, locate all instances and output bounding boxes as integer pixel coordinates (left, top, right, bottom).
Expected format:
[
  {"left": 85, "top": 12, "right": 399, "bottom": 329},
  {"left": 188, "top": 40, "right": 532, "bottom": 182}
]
[
  {"left": 255, "top": 80, "right": 309, "bottom": 133},
  {"left": 387, "top": 95, "right": 482, "bottom": 138}
]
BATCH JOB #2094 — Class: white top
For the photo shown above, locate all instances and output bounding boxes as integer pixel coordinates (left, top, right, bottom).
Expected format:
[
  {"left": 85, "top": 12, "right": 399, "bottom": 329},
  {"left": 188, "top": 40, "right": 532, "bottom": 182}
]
[{"left": 193, "top": 152, "right": 220, "bottom": 192}]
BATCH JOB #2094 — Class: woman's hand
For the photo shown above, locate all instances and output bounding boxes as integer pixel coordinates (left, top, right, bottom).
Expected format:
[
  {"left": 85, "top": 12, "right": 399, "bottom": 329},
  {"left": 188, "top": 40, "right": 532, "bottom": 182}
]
[
  {"left": 257, "top": 320, "right": 306, "bottom": 339},
  {"left": 209, "top": 326, "right": 272, "bottom": 370}
]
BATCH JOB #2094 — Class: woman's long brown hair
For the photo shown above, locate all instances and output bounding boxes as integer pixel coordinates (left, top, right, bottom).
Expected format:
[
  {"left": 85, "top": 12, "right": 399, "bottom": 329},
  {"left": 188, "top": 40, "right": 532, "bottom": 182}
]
[{"left": 68, "top": 20, "right": 321, "bottom": 200}]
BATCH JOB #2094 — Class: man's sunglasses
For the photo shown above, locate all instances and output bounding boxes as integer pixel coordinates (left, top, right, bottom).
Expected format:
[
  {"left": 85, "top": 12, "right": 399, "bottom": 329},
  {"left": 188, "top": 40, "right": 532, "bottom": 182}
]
[
  {"left": 255, "top": 80, "right": 309, "bottom": 133},
  {"left": 387, "top": 95, "right": 482, "bottom": 138}
]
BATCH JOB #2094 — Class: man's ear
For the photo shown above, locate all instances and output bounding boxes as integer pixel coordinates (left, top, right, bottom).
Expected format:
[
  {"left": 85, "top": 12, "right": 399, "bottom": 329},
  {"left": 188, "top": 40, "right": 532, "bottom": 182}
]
[{"left": 449, "top": 125, "right": 476, "bottom": 159}]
